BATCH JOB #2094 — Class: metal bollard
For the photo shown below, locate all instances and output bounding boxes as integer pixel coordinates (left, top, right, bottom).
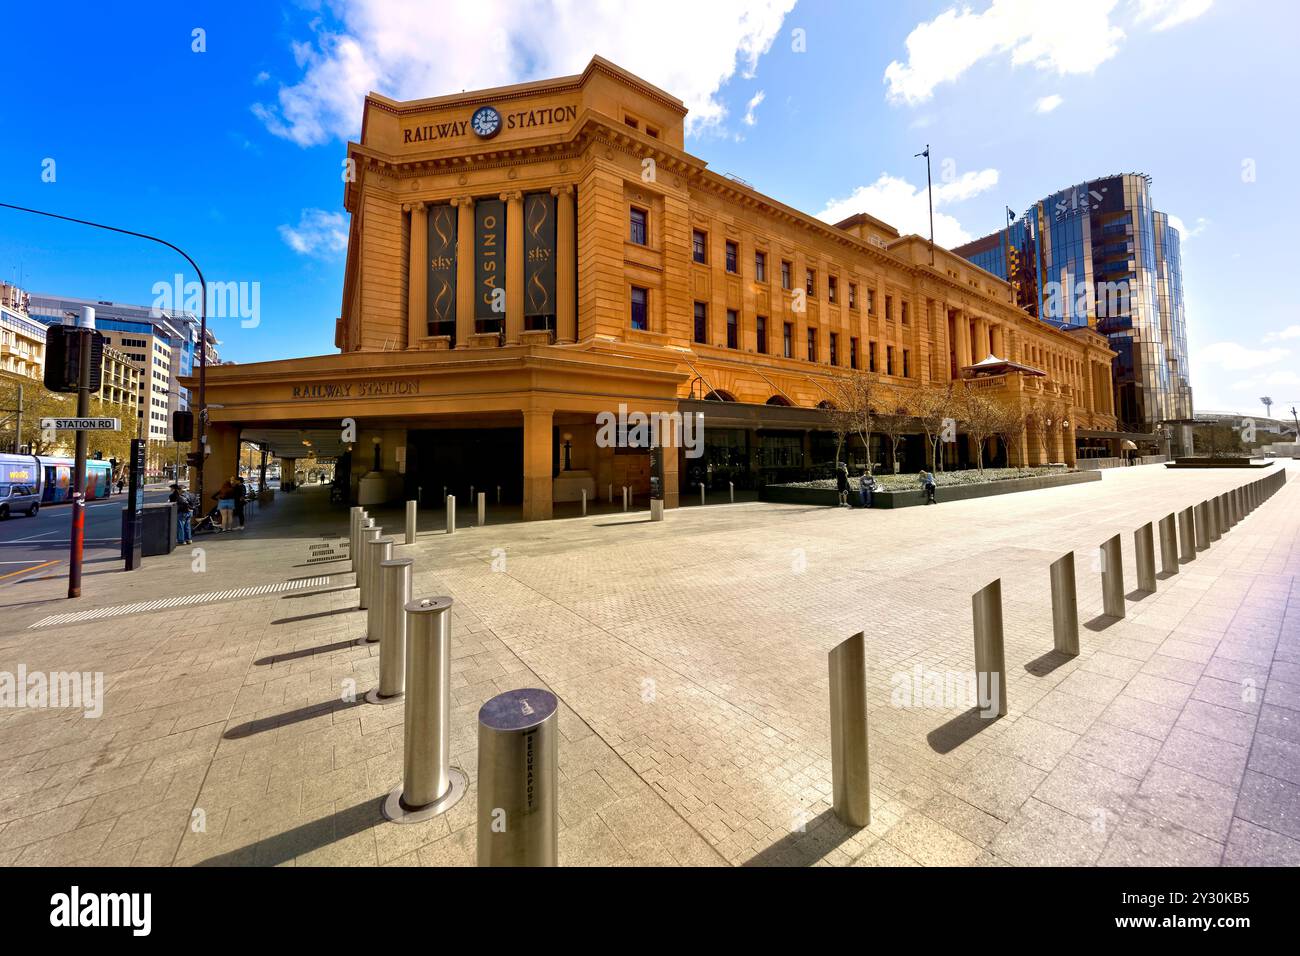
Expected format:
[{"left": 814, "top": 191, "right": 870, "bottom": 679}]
[
  {"left": 497, "top": 485, "right": 501, "bottom": 505},
  {"left": 383, "top": 596, "right": 467, "bottom": 823},
  {"left": 1135, "top": 522, "right": 1156, "bottom": 593},
  {"left": 1179, "top": 506, "right": 1196, "bottom": 562},
  {"left": 1159, "top": 513, "right": 1178, "bottom": 576},
  {"left": 364, "top": 537, "right": 393, "bottom": 643},
  {"left": 972, "top": 579, "right": 1007, "bottom": 717},
  {"left": 607, "top": 483, "right": 612, "bottom": 504},
  {"left": 405, "top": 499, "right": 417, "bottom": 545},
  {"left": 699, "top": 482, "right": 705, "bottom": 506},
  {"left": 581, "top": 488, "right": 587, "bottom": 516},
  {"left": 1101, "top": 534, "right": 1125, "bottom": 618},
  {"left": 729, "top": 481, "right": 734, "bottom": 504},
  {"left": 349, "top": 506, "right": 362, "bottom": 569},
  {"left": 828, "top": 632, "right": 871, "bottom": 827},
  {"left": 1049, "top": 552, "right": 1079, "bottom": 656},
  {"left": 650, "top": 498, "right": 664, "bottom": 521},
  {"left": 446, "top": 494, "right": 456, "bottom": 535},
  {"left": 477, "top": 491, "right": 486, "bottom": 528},
  {"left": 623, "top": 486, "right": 628, "bottom": 512},
  {"left": 1195, "top": 501, "right": 1211, "bottom": 550},
  {"left": 1206, "top": 498, "right": 1221, "bottom": 542},
  {"left": 357, "top": 523, "right": 380, "bottom": 609},
  {"left": 367, "top": 556, "right": 412, "bottom": 703},
  {"left": 477, "top": 688, "right": 559, "bottom": 866}
]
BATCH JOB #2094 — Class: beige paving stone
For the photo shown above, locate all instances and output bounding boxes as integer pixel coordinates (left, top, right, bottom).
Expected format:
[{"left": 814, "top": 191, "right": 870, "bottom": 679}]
[{"left": 1, "top": 462, "right": 1297, "bottom": 867}]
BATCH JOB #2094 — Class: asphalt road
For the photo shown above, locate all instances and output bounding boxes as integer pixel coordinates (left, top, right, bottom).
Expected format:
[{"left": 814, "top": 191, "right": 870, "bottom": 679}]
[{"left": 0, "top": 488, "right": 173, "bottom": 591}]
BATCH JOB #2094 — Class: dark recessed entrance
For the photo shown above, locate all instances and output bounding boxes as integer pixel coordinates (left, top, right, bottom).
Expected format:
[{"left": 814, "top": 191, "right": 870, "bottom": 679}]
[{"left": 406, "top": 427, "right": 523, "bottom": 505}]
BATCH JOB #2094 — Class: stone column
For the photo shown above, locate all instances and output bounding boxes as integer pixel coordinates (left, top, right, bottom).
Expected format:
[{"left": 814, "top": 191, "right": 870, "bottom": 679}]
[
  {"left": 501, "top": 191, "right": 524, "bottom": 345},
  {"left": 453, "top": 196, "right": 475, "bottom": 348},
  {"left": 973, "top": 316, "right": 989, "bottom": 363},
  {"left": 955, "top": 309, "right": 972, "bottom": 373},
  {"left": 522, "top": 408, "right": 553, "bottom": 520},
  {"left": 552, "top": 185, "right": 576, "bottom": 344},
  {"left": 405, "top": 202, "right": 427, "bottom": 349}
]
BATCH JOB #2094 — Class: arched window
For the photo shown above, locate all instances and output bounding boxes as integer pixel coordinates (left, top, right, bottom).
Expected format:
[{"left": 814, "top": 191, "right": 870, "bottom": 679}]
[
  {"left": 704, "top": 389, "right": 737, "bottom": 402},
  {"left": 765, "top": 395, "right": 792, "bottom": 406},
  {"left": 816, "top": 400, "right": 836, "bottom": 410}
]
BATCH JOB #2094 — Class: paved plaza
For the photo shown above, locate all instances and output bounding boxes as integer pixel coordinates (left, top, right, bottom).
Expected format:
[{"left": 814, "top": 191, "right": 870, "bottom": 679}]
[{"left": 1, "top": 462, "right": 1298, "bottom": 866}]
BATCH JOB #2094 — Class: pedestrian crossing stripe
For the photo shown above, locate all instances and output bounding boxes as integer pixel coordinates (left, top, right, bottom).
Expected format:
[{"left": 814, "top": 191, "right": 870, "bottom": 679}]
[{"left": 28, "top": 576, "right": 331, "bottom": 629}]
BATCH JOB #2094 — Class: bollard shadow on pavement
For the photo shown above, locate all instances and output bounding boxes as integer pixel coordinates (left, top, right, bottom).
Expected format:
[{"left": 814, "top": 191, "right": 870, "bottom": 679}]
[
  {"left": 197, "top": 798, "right": 383, "bottom": 867},
  {"left": 1084, "top": 613, "right": 1121, "bottom": 632},
  {"left": 270, "top": 605, "right": 359, "bottom": 626},
  {"left": 742, "top": 808, "right": 859, "bottom": 867},
  {"left": 254, "top": 637, "right": 361, "bottom": 665},
  {"left": 926, "top": 706, "right": 1000, "bottom": 754},
  {"left": 223, "top": 697, "right": 365, "bottom": 739},
  {"left": 1023, "top": 649, "right": 1073, "bottom": 677}
]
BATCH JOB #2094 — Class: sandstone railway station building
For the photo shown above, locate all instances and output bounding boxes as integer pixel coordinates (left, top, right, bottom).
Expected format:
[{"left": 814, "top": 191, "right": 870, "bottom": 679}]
[{"left": 195, "top": 57, "right": 1119, "bottom": 520}]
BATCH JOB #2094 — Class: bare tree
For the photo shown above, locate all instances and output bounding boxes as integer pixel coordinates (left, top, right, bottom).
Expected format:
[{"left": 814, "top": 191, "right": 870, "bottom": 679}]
[
  {"left": 873, "top": 383, "right": 913, "bottom": 475},
  {"left": 959, "top": 384, "right": 1003, "bottom": 475},
  {"left": 912, "top": 381, "right": 956, "bottom": 472},
  {"left": 832, "top": 371, "right": 878, "bottom": 474},
  {"left": 991, "top": 400, "right": 1027, "bottom": 471}
]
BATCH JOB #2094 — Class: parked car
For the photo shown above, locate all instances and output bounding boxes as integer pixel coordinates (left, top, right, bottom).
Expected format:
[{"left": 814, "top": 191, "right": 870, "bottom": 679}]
[{"left": 0, "top": 482, "right": 41, "bottom": 518}]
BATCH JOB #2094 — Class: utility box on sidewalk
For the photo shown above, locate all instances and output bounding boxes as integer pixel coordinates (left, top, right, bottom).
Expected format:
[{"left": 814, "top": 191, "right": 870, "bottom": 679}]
[{"left": 134, "top": 501, "right": 176, "bottom": 557}]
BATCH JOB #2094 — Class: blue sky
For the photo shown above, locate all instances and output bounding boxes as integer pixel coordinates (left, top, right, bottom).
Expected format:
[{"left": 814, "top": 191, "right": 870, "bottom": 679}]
[{"left": 1, "top": 0, "right": 1296, "bottom": 416}]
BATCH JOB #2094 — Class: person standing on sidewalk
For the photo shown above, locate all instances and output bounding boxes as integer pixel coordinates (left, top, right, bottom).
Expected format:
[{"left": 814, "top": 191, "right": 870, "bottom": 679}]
[
  {"left": 215, "top": 479, "right": 236, "bottom": 532},
  {"left": 233, "top": 475, "right": 248, "bottom": 530},
  {"left": 169, "top": 483, "right": 193, "bottom": 545},
  {"left": 836, "top": 462, "right": 850, "bottom": 507}
]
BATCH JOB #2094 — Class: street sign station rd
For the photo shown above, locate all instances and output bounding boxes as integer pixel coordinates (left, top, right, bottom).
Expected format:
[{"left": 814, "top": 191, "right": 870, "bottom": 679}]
[{"left": 40, "top": 417, "right": 120, "bottom": 431}]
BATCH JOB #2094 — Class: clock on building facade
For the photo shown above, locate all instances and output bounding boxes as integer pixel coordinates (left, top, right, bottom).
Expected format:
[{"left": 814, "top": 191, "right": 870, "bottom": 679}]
[{"left": 471, "top": 106, "right": 501, "bottom": 139}]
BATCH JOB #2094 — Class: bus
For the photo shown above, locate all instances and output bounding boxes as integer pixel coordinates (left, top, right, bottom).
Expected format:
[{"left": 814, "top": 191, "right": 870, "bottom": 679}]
[{"left": 0, "top": 454, "right": 114, "bottom": 503}]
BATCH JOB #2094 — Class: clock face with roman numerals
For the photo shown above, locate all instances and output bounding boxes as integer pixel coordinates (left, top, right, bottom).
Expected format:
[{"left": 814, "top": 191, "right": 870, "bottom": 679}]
[{"left": 471, "top": 106, "right": 501, "bottom": 139}]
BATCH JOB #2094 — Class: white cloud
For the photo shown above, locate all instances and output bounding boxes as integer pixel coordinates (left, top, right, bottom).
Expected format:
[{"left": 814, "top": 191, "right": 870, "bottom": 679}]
[
  {"left": 816, "top": 168, "right": 1000, "bottom": 247},
  {"left": 1034, "top": 93, "right": 1063, "bottom": 113},
  {"left": 1134, "top": 0, "right": 1213, "bottom": 31},
  {"left": 1167, "top": 214, "right": 1208, "bottom": 239},
  {"left": 1263, "top": 324, "right": 1300, "bottom": 343},
  {"left": 884, "top": 0, "right": 1213, "bottom": 106},
  {"left": 278, "top": 209, "right": 349, "bottom": 258},
  {"left": 1195, "top": 341, "right": 1289, "bottom": 372},
  {"left": 254, "top": 0, "right": 796, "bottom": 146},
  {"left": 743, "top": 90, "right": 765, "bottom": 126}
]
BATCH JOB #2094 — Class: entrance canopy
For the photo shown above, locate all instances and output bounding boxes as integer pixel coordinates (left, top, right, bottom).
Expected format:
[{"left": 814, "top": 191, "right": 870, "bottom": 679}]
[
  {"left": 963, "top": 354, "right": 1046, "bottom": 377},
  {"left": 241, "top": 427, "right": 350, "bottom": 458}
]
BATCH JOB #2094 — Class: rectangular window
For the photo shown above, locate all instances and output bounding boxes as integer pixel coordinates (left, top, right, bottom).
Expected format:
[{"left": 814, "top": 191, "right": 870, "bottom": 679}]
[
  {"left": 755, "top": 251, "right": 767, "bottom": 282},
  {"left": 885, "top": 295, "right": 893, "bottom": 321},
  {"left": 781, "top": 260, "right": 792, "bottom": 290},
  {"left": 867, "top": 288, "right": 876, "bottom": 315},
  {"left": 806, "top": 268, "right": 816, "bottom": 297},
  {"left": 725, "top": 241, "right": 738, "bottom": 273},
  {"left": 901, "top": 301, "right": 910, "bottom": 325},
  {"left": 829, "top": 332, "right": 838, "bottom": 366},
  {"left": 807, "top": 328, "right": 817, "bottom": 362},
  {"left": 629, "top": 207, "right": 648, "bottom": 245},
  {"left": 693, "top": 301, "right": 707, "bottom": 344},
  {"left": 886, "top": 345, "right": 895, "bottom": 376},
  {"left": 756, "top": 315, "right": 768, "bottom": 354},
  {"left": 849, "top": 283, "right": 857, "bottom": 309},
  {"left": 783, "top": 322, "right": 793, "bottom": 358},
  {"left": 630, "top": 286, "right": 648, "bottom": 330},
  {"left": 902, "top": 348, "right": 911, "bottom": 378},
  {"left": 828, "top": 276, "right": 838, "bottom": 304},
  {"left": 850, "top": 336, "right": 859, "bottom": 369},
  {"left": 869, "top": 341, "right": 877, "bottom": 372},
  {"left": 726, "top": 309, "right": 738, "bottom": 349},
  {"left": 692, "top": 230, "right": 707, "bottom": 264}
]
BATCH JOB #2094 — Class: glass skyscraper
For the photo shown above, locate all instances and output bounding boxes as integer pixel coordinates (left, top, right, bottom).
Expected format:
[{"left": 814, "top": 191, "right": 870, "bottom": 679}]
[{"left": 955, "top": 173, "right": 1194, "bottom": 446}]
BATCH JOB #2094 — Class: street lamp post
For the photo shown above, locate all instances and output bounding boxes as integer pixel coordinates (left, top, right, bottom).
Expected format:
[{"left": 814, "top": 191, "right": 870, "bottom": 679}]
[{"left": 0, "top": 202, "right": 208, "bottom": 534}]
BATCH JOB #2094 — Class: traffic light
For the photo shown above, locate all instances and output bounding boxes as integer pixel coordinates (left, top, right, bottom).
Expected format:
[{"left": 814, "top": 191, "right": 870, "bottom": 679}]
[
  {"left": 43, "top": 325, "right": 105, "bottom": 393},
  {"left": 172, "top": 409, "right": 194, "bottom": 442}
]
